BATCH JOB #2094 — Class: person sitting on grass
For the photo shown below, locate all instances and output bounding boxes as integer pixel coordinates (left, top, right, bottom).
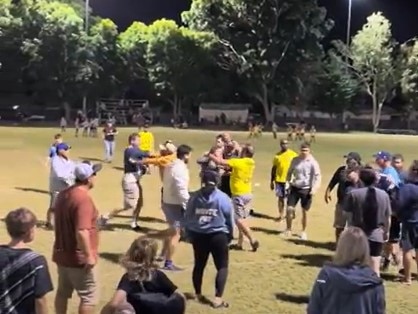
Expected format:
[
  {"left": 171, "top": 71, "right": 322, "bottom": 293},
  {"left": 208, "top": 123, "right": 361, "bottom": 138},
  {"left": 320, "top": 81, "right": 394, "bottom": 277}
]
[
  {"left": 308, "top": 227, "right": 385, "bottom": 314},
  {"left": 101, "top": 237, "right": 185, "bottom": 314}
]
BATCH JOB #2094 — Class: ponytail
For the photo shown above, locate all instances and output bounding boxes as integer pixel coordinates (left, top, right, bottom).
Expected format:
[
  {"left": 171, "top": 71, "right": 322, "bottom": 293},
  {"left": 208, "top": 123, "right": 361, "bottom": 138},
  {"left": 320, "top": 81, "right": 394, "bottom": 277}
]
[{"left": 362, "top": 187, "right": 378, "bottom": 232}]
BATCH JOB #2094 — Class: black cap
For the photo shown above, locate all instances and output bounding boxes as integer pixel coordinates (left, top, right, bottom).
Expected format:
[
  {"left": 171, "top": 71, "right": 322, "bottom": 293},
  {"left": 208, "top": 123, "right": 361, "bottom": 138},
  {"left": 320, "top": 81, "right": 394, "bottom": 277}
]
[
  {"left": 201, "top": 170, "right": 219, "bottom": 186},
  {"left": 82, "top": 160, "right": 103, "bottom": 174},
  {"left": 344, "top": 152, "right": 361, "bottom": 162}
]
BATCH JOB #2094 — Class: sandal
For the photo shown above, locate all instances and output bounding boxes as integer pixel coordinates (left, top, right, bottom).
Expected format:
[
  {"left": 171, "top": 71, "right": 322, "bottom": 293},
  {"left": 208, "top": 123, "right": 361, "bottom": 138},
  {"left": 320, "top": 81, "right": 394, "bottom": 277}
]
[
  {"left": 212, "top": 301, "right": 229, "bottom": 309},
  {"left": 229, "top": 244, "right": 243, "bottom": 251}
]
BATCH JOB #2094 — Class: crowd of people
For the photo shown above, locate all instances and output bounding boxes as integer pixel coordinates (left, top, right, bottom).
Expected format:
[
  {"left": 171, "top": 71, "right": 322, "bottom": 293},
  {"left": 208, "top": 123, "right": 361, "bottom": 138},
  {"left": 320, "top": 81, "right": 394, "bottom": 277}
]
[{"left": 1, "top": 123, "right": 418, "bottom": 314}]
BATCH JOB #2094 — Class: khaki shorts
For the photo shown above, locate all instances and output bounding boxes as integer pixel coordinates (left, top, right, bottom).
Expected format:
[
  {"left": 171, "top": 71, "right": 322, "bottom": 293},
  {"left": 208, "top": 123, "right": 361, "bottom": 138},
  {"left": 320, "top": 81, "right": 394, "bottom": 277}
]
[
  {"left": 334, "top": 203, "right": 350, "bottom": 229},
  {"left": 122, "top": 173, "right": 143, "bottom": 210},
  {"left": 56, "top": 266, "right": 99, "bottom": 306},
  {"left": 232, "top": 194, "right": 252, "bottom": 220}
]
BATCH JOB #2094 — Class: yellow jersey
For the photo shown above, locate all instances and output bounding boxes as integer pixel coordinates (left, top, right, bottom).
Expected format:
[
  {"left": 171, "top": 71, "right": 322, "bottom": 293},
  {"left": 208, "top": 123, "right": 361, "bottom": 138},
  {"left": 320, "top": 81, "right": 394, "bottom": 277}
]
[
  {"left": 138, "top": 131, "right": 154, "bottom": 152},
  {"left": 272, "top": 149, "right": 298, "bottom": 183},
  {"left": 143, "top": 153, "right": 176, "bottom": 181},
  {"left": 226, "top": 157, "right": 255, "bottom": 196}
]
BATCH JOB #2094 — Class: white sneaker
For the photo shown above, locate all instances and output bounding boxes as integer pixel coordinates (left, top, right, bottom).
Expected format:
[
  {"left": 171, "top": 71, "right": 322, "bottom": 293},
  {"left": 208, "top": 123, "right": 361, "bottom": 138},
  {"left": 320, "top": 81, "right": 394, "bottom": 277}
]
[
  {"left": 300, "top": 232, "right": 308, "bottom": 240},
  {"left": 130, "top": 221, "right": 138, "bottom": 229},
  {"left": 98, "top": 214, "right": 109, "bottom": 227},
  {"left": 283, "top": 230, "right": 292, "bottom": 237}
]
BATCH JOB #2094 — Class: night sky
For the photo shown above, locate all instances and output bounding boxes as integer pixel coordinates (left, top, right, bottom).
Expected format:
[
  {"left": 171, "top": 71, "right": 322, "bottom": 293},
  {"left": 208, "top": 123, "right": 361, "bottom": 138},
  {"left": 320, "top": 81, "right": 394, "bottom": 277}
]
[{"left": 90, "top": 0, "right": 418, "bottom": 42}]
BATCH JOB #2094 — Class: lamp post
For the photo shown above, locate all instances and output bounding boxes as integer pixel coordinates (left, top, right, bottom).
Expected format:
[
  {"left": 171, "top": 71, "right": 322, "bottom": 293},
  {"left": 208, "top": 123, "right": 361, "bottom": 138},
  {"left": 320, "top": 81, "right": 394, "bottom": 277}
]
[
  {"left": 82, "top": 0, "right": 90, "bottom": 114},
  {"left": 346, "top": 0, "right": 353, "bottom": 47}
]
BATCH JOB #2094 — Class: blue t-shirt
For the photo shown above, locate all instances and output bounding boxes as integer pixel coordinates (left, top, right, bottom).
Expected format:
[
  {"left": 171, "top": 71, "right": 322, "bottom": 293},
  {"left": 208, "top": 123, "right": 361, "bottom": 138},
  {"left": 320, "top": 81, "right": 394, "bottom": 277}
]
[
  {"left": 49, "top": 145, "right": 57, "bottom": 158},
  {"left": 380, "top": 166, "right": 401, "bottom": 187},
  {"left": 123, "top": 146, "right": 149, "bottom": 173}
]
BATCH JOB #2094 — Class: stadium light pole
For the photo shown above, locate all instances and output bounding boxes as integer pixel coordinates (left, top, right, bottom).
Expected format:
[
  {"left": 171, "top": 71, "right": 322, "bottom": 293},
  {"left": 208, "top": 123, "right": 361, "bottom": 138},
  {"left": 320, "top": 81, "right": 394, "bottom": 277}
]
[
  {"left": 82, "top": 0, "right": 90, "bottom": 114},
  {"left": 346, "top": 0, "right": 353, "bottom": 47}
]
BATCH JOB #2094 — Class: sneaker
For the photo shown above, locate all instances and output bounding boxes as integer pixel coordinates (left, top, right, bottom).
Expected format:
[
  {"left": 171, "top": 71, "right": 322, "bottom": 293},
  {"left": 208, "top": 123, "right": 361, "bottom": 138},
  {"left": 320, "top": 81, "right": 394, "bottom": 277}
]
[
  {"left": 283, "top": 230, "right": 292, "bottom": 237},
  {"left": 98, "top": 214, "right": 109, "bottom": 227},
  {"left": 381, "top": 258, "right": 391, "bottom": 272},
  {"left": 300, "top": 232, "right": 308, "bottom": 240},
  {"left": 130, "top": 221, "right": 140, "bottom": 230},
  {"left": 163, "top": 264, "right": 184, "bottom": 271},
  {"left": 251, "top": 240, "right": 260, "bottom": 252}
]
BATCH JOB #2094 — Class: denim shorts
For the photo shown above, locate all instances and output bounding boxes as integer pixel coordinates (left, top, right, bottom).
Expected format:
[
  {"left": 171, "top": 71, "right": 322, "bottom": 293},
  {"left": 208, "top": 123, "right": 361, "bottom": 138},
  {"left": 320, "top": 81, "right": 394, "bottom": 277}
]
[{"left": 161, "top": 203, "right": 184, "bottom": 229}]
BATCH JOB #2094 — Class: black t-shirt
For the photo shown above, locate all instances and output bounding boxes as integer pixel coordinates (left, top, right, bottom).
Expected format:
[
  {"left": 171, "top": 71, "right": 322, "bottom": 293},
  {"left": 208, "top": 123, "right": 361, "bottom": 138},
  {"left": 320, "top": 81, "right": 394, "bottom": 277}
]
[
  {"left": 103, "top": 126, "right": 117, "bottom": 141},
  {"left": 117, "top": 271, "right": 178, "bottom": 312},
  {"left": 0, "top": 246, "right": 53, "bottom": 314},
  {"left": 328, "top": 166, "right": 354, "bottom": 204}
]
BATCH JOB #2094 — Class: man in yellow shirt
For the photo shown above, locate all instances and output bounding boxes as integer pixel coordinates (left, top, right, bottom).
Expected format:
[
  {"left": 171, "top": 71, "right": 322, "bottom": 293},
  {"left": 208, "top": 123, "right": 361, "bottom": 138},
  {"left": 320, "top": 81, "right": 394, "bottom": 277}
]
[
  {"left": 270, "top": 139, "right": 298, "bottom": 221},
  {"left": 138, "top": 123, "right": 155, "bottom": 153},
  {"left": 210, "top": 144, "right": 259, "bottom": 252}
]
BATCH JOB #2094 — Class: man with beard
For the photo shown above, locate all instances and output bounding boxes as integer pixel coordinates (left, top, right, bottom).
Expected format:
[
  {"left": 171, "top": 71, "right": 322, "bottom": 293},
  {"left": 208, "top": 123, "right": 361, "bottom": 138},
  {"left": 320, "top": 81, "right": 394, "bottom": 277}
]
[
  {"left": 324, "top": 152, "right": 362, "bottom": 242},
  {"left": 218, "top": 133, "right": 241, "bottom": 197}
]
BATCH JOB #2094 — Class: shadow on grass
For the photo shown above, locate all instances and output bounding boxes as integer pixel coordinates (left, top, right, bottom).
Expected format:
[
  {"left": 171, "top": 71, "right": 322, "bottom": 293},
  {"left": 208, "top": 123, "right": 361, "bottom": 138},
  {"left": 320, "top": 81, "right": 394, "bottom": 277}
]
[
  {"left": 79, "top": 156, "right": 103, "bottom": 162},
  {"left": 251, "top": 226, "right": 282, "bottom": 236},
  {"left": 14, "top": 187, "right": 49, "bottom": 195},
  {"left": 100, "top": 252, "right": 122, "bottom": 264},
  {"left": 281, "top": 253, "right": 331, "bottom": 268},
  {"left": 274, "top": 293, "right": 309, "bottom": 305},
  {"left": 250, "top": 211, "right": 277, "bottom": 221},
  {"left": 286, "top": 238, "right": 335, "bottom": 251},
  {"left": 104, "top": 223, "right": 162, "bottom": 234},
  {"left": 112, "top": 166, "right": 124, "bottom": 171}
]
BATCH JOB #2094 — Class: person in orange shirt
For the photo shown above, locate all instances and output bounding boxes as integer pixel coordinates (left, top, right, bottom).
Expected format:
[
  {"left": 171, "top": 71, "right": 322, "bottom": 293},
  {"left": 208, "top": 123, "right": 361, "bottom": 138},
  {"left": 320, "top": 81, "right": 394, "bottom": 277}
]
[{"left": 142, "top": 141, "right": 177, "bottom": 182}]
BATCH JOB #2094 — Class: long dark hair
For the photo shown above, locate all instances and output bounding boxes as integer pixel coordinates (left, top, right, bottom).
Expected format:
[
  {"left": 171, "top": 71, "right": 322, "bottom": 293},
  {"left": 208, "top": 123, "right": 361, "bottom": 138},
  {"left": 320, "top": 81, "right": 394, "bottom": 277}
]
[{"left": 359, "top": 169, "right": 379, "bottom": 232}]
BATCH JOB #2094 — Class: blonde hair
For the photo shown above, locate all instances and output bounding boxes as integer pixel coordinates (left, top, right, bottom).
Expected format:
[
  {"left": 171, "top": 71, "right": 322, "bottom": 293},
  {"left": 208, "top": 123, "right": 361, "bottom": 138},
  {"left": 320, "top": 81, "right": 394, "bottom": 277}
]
[
  {"left": 120, "top": 237, "right": 159, "bottom": 282},
  {"left": 333, "top": 227, "right": 370, "bottom": 267}
]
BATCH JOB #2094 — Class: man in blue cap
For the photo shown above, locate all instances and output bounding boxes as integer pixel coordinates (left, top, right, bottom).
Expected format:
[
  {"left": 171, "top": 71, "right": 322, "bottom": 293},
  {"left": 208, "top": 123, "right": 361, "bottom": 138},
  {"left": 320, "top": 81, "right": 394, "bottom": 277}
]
[
  {"left": 46, "top": 142, "right": 75, "bottom": 228},
  {"left": 374, "top": 151, "right": 402, "bottom": 272}
]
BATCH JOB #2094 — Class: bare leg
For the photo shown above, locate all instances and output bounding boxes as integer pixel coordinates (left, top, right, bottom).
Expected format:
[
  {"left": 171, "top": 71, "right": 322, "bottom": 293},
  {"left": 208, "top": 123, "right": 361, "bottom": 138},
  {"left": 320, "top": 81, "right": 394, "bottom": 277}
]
[{"left": 54, "top": 296, "right": 68, "bottom": 314}]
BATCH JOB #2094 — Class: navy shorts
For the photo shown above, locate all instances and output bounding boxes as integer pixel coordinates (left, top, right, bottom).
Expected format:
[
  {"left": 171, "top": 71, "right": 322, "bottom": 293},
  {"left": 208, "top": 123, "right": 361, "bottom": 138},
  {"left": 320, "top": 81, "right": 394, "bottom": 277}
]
[
  {"left": 287, "top": 187, "right": 312, "bottom": 211},
  {"left": 389, "top": 216, "right": 401, "bottom": 243},
  {"left": 275, "top": 182, "right": 286, "bottom": 198},
  {"left": 401, "top": 223, "right": 418, "bottom": 252}
]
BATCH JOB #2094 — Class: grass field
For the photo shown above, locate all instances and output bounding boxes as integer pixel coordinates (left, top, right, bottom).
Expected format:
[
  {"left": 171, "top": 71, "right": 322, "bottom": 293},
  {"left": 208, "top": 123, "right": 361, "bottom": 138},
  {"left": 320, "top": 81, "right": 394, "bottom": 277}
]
[{"left": 1, "top": 126, "right": 418, "bottom": 314}]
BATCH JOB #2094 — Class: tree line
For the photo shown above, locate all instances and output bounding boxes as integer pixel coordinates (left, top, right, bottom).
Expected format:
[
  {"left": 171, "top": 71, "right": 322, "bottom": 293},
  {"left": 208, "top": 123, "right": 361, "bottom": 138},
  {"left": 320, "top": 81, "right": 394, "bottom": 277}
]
[{"left": 0, "top": 0, "right": 417, "bottom": 130}]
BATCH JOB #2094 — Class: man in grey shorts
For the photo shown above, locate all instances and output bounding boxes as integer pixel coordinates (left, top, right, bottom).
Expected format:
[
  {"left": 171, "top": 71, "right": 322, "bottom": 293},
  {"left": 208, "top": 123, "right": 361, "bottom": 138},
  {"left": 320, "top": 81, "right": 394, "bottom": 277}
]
[{"left": 161, "top": 144, "right": 192, "bottom": 271}]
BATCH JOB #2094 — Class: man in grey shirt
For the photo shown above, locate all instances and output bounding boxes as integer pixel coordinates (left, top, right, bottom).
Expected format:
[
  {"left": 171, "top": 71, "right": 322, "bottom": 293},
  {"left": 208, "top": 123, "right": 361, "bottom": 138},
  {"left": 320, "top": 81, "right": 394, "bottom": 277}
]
[
  {"left": 46, "top": 143, "right": 75, "bottom": 228},
  {"left": 285, "top": 142, "right": 321, "bottom": 240},
  {"left": 344, "top": 168, "right": 391, "bottom": 277}
]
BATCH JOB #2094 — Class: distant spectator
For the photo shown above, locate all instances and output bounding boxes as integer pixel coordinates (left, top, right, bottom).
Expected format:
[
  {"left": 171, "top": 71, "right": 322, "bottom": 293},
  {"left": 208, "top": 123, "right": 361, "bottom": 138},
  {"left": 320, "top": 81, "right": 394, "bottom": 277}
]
[
  {"left": 100, "top": 237, "right": 186, "bottom": 314},
  {"left": 53, "top": 162, "right": 102, "bottom": 314},
  {"left": 60, "top": 116, "right": 67, "bottom": 132},
  {"left": 0, "top": 208, "right": 53, "bottom": 314},
  {"left": 308, "top": 227, "right": 385, "bottom": 314}
]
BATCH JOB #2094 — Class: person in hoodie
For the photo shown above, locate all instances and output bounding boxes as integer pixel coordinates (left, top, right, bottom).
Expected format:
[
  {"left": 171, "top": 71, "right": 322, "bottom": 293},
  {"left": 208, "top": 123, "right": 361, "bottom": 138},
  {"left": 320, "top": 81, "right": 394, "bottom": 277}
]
[
  {"left": 394, "top": 179, "right": 418, "bottom": 284},
  {"left": 184, "top": 170, "right": 234, "bottom": 309},
  {"left": 308, "top": 226, "right": 385, "bottom": 314}
]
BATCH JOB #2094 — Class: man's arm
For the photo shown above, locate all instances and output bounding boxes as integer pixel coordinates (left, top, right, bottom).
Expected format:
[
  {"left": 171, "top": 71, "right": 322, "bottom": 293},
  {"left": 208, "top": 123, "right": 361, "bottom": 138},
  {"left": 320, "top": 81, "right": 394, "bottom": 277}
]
[
  {"left": 326, "top": 167, "right": 342, "bottom": 193},
  {"left": 311, "top": 160, "right": 322, "bottom": 194},
  {"left": 100, "top": 290, "right": 128, "bottom": 314},
  {"left": 75, "top": 197, "right": 96, "bottom": 265},
  {"left": 286, "top": 158, "right": 296, "bottom": 183},
  {"left": 270, "top": 165, "right": 277, "bottom": 183},
  {"left": 208, "top": 152, "right": 228, "bottom": 167}
]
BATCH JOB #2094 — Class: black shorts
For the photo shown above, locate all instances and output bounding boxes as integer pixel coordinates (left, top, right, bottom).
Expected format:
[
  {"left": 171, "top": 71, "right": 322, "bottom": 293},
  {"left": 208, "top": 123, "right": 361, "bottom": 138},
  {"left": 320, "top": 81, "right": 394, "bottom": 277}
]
[
  {"left": 219, "top": 175, "right": 231, "bottom": 197},
  {"left": 401, "top": 223, "right": 418, "bottom": 252},
  {"left": 368, "top": 240, "right": 384, "bottom": 257},
  {"left": 287, "top": 187, "right": 312, "bottom": 211},
  {"left": 389, "top": 216, "right": 401, "bottom": 243}
]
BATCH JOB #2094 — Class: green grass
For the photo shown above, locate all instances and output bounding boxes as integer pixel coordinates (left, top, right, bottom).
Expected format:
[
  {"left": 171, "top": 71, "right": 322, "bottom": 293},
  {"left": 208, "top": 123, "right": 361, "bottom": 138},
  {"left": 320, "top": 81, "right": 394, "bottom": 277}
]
[{"left": 1, "top": 127, "right": 418, "bottom": 314}]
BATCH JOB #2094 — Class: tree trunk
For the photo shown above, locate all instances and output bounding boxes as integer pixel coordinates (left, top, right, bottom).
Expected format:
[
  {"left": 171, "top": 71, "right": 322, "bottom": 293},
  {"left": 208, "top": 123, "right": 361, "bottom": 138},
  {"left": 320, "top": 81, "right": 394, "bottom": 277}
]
[
  {"left": 375, "top": 101, "right": 384, "bottom": 132},
  {"left": 63, "top": 101, "right": 71, "bottom": 121},
  {"left": 371, "top": 80, "right": 378, "bottom": 133},
  {"left": 260, "top": 83, "right": 272, "bottom": 123},
  {"left": 170, "top": 94, "right": 179, "bottom": 119}
]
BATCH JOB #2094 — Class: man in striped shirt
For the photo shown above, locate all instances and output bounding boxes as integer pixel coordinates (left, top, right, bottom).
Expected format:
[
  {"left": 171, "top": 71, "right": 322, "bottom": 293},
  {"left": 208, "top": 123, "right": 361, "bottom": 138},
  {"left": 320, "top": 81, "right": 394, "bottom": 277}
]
[
  {"left": 0, "top": 208, "right": 53, "bottom": 314},
  {"left": 285, "top": 143, "right": 321, "bottom": 240}
]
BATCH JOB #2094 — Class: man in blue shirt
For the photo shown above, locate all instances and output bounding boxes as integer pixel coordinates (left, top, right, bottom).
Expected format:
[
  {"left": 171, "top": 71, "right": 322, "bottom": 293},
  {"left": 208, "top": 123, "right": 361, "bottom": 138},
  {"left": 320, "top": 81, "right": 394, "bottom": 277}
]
[
  {"left": 46, "top": 142, "right": 75, "bottom": 228},
  {"left": 373, "top": 151, "right": 402, "bottom": 271},
  {"left": 102, "top": 133, "right": 149, "bottom": 230},
  {"left": 46, "top": 133, "right": 63, "bottom": 163},
  {"left": 184, "top": 170, "right": 234, "bottom": 308},
  {"left": 394, "top": 182, "right": 418, "bottom": 284}
]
